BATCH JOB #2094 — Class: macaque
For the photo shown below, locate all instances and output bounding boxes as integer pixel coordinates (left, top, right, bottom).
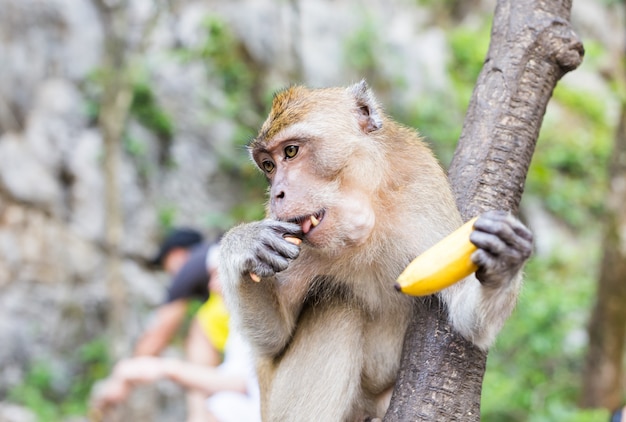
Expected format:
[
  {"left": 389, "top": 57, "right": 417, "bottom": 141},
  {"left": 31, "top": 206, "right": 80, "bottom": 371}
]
[{"left": 219, "top": 81, "right": 532, "bottom": 421}]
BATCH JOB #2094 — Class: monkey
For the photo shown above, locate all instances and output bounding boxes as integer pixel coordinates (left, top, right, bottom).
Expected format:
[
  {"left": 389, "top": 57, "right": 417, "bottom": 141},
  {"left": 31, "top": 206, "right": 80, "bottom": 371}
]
[{"left": 218, "top": 81, "right": 533, "bottom": 421}]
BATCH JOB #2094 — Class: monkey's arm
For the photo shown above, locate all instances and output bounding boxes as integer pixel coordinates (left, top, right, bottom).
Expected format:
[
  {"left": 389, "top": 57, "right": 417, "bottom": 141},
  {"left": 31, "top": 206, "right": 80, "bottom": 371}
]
[
  {"left": 219, "top": 220, "right": 304, "bottom": 357},
  {"left": 442, "top": 210, "right": 533, "bottom": 349}
]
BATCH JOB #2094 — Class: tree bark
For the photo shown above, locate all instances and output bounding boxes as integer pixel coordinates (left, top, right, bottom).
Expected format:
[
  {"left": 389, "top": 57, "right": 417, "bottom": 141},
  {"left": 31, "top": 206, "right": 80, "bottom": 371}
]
[
  {"left": 385, "top": 0, "right": 583, "bottom": 420},
  {"left": 95, "top": 0, "right": 134, "bottom": 362},
  {"left": 580, "top": 103, "right": 626, "bottom": 410},
  {"left": 92, "top": 3, "right": 168, "bottom": 422},
  {"left": 94, "top": 0, "right": 165, "bottom": 361}
]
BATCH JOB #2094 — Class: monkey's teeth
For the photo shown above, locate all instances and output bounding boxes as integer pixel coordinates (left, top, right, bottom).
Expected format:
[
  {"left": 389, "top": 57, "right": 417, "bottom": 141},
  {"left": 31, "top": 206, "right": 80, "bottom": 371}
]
[{"left": 298, "top": 213, "right": 322, "bottom": 234}]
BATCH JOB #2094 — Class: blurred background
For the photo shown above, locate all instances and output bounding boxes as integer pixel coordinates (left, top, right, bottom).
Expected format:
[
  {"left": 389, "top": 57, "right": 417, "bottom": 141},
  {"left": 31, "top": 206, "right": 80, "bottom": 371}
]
[{"left": 0, "top": 0, "right": 623, "bottom": 421}]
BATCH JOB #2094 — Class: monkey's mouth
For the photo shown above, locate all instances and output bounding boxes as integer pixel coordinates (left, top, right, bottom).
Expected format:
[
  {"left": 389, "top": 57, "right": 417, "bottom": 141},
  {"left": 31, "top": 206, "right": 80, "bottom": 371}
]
[{"left": 289, "top": 209, "right": 325, "bottom": 235}]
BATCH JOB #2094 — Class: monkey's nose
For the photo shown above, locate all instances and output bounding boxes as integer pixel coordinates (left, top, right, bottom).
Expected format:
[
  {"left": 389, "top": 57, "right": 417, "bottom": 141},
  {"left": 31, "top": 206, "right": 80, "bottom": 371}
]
[{"left": 275, "top": 190, "right": 285, "bottom": 200}]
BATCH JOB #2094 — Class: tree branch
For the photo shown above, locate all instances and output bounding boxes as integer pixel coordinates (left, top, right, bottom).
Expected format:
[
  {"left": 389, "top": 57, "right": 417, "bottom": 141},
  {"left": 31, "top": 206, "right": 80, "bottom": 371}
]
[
  {"left": 449, "top": 0, "right": 584, "bottom": 217},
  {"left": 93, "top": 0, "right": 168, "bottom": 360},
  {"left": 386, "top": 1, "right": 583, "bottom": 420}
]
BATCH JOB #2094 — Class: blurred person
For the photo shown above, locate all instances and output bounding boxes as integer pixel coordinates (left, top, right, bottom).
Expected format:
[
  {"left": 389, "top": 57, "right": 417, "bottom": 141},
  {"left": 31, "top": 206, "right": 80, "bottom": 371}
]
[
  {"left": 136, "top": 228, "right": 227, "bottom": 366},
  {"left": 94, "top": 228, "right": 230, "bottom": 421},
  {"left": 93, "top": 244, "right": 260, "bottom": 422},
  {"left": 93, "top": 333, "right": 259, "bottom": 422}
]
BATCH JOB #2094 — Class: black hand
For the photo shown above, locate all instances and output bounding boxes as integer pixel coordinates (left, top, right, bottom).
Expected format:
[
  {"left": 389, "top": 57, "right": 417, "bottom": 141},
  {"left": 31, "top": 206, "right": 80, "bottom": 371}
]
[
  {"left": 470, "top": 210, "right": 533, "bottom": 287},
  {"left": 242, "top": 219, "right": 303, "bottom": 279}
]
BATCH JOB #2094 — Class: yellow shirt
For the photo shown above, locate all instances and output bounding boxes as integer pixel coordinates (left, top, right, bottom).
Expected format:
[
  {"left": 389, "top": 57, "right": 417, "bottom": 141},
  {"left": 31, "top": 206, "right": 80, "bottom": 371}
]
[{"left": 195, "top": 294, "right": 230, "bottom": 354}]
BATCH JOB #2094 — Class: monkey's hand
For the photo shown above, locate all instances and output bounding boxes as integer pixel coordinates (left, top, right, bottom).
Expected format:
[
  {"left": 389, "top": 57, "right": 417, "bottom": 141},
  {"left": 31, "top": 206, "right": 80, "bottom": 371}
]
[
  {"left": 469, "top": 210, "right": 533, "bottom": 288},
  {"left": 224, "top": 219, "right": 303, "bottom": 282}
]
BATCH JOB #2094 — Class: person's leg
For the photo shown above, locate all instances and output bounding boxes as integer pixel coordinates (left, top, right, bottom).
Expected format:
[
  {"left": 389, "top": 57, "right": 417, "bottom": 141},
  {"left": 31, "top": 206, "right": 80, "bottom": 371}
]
[
  {"left": 184, "top": 320, "right": 221, "bottom": 422},
  {"left": 186, "top": 319, "right": 221, "bottom": 366}
]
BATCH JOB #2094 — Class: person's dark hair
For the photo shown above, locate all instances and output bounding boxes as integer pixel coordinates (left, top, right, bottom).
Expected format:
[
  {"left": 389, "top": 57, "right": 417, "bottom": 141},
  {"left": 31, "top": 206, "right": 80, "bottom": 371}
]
[{"left": 150, "top": 228, "right": 204, "bottom": 267}]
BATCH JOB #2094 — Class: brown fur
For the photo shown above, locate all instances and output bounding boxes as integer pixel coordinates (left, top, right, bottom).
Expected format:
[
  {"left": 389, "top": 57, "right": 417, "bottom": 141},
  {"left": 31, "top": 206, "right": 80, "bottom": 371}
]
[{"left": 219, "top": 81, "right": 525, "bottom": 421}]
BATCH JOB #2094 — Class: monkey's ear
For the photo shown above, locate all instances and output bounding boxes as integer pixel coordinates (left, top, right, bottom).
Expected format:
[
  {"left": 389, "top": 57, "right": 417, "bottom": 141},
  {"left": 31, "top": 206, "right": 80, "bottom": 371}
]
[{"left": 348, "top": 80, "right": 383, "bottom": 133}]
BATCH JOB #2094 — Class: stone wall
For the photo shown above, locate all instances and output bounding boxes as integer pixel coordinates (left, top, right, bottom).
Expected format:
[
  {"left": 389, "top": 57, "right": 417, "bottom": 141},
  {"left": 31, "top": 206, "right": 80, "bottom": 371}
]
[{"left": 0, "top": 1, "right": 247, "bottom": 419}]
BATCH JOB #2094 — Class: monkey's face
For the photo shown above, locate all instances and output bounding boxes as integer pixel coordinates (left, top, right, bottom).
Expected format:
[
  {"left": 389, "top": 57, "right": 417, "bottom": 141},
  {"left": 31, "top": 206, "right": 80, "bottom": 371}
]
[
  {"left": 252, "top": 130, "right": 376, "bottom": 251},
  {"left": 250, "top": 86, "right": 379, "bottom": 251}
]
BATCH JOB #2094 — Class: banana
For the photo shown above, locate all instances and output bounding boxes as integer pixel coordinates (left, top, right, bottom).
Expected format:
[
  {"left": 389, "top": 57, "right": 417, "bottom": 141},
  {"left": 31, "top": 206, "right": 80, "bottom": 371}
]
[{"left": 395, "top": 217, "right": 479, "bottom": 296}]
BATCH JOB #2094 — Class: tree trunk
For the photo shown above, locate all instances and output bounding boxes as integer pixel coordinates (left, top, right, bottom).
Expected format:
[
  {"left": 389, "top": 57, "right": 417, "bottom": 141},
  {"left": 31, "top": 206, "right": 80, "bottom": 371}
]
[
  {"left": 100, "top": 69, "right": 133, "bottom": 360},
  {"left": 95, "top": 0, "right": 134, "bottom": 361},
  {"left": 580, "top": 103, "right": 626, "bottom": 410},
  {"left": 385, "top": 0, "right": 583, "bottom": 420},
  {"left": 94, "top": 0, "right": 163, "bottom": 361},
  {"left": 93, "top": 3, "right": 168, "bottom": 422}
]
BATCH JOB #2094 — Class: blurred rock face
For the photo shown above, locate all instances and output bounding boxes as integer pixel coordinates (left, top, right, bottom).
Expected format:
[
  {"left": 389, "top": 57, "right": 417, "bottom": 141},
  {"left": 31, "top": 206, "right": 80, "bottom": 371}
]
[
  {"left": 0, "top": 0, "right": 240, "bottom": 418},
  {"left": 0, "top": 0, "right": 449, "bottom": 381}
]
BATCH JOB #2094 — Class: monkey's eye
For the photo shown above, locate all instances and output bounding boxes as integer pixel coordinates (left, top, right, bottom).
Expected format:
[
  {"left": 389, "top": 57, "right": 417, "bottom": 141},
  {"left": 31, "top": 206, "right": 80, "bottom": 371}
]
[
  {"left": 284, "top": 145, "right": 299, "bottom": 159},
  {"left": 261, "top": 160, "right": 275, "bottom": 173}
]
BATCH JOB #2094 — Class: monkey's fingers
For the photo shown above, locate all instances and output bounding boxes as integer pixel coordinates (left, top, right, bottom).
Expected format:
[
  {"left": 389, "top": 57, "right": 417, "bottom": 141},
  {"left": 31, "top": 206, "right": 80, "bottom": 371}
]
[
  {"left": 244, "top": 247, "right": 291, "bottom": 283},
  {"left": 256, "top": 225, "right": 301, "bottom": 261},
  {"left": 471, "top": 213, "right": 533, "bottom": 264},
  {"left": 473, "top": 211, "right": 533, "bottom": 249},
  {"left": 469, "top": 230, "right": 507, "bottom": 257},
  {"left": 470, "top": 229, "right": 530, "bottom": 286}
]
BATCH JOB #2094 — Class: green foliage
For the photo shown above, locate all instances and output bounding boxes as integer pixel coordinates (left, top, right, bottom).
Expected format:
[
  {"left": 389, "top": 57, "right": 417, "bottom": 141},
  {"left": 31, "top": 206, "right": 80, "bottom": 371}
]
[
  {"left": 448, "top": 22, "right": 492, "bottom": 108},
  {"left": 201, "top": 18, "right": 250, "bottom": 89},
  {"left": 443, "top": 16, "right": 614, "bottom": 230},
  {"left": 527, "top": 84, "right": 612, "bottom": 227},
  {"left": 399, "top": 94, "right": 463, "bottom": 168},
  {"left": 193, "top": 17, "right": 256, "bottom": 118},
  {"left": 8, "top": 361, "right": 58, "bottom": 422},
  {"left": 82, "top": 67, "right": 175, "bottom": 142},
  {"left": 130, "top": 80, "right": 175, "bottom": 140},
  {"left": 344, "top": 15, "right": 380, "bottom": 77},
  {"left": 343, "top": 10, "right": 406, "bottom": 98},
  {"left": 70, "top": 339, "right": 112, "bottom": 407},
  {"left": 127, "top": 75, "right": 177, "bottom": 180},
  {"left": 124, "top": 135, "right": 148, "bottom": 157},
  {"left": 482, "top": 246, "right": 609, "bottom": 421},
  {"left": 415, "top": 0, "right": 458, "bottom": 9},
  {"left": 424, "top": 5, "right": 619, "bottom": 419},
  {"left": 81, "top": 68, "right": 105, "bottom": 122},
  {"left": 391, "top": 19, "right": 492, "bottom": 168},
  {"left": 82, "top": 66, "right": 176, "bottom": 190},
  {"left": 8, "top": 338, "right": 112, "bottom": 421},
  {"left": 187, "top": 16, "right": 270, "bottom": 225},
  {"left": 157, "top": 204, "right": 178, "bottom": 232}
]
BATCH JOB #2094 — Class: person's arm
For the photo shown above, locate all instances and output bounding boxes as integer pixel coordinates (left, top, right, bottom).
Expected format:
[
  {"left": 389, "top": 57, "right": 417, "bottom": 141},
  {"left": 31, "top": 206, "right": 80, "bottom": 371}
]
[
  {"left": 134, "top": 243, "right": 211, "bottom": 356},
  {"left": 162, "top": 359, "right": 247, "bottom": 396},
  {"left": 133, "top": 299, "right": 188, "bottom": 356},
  {"left": 97, "top": 356, "right": 247, "bottom": 405}
]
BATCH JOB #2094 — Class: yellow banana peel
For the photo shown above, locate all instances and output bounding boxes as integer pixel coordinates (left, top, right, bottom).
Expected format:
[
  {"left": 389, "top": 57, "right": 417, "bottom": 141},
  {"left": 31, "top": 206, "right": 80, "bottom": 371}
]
[{"left": 395, "top": 217, "right": 479, "bottom": 296}]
